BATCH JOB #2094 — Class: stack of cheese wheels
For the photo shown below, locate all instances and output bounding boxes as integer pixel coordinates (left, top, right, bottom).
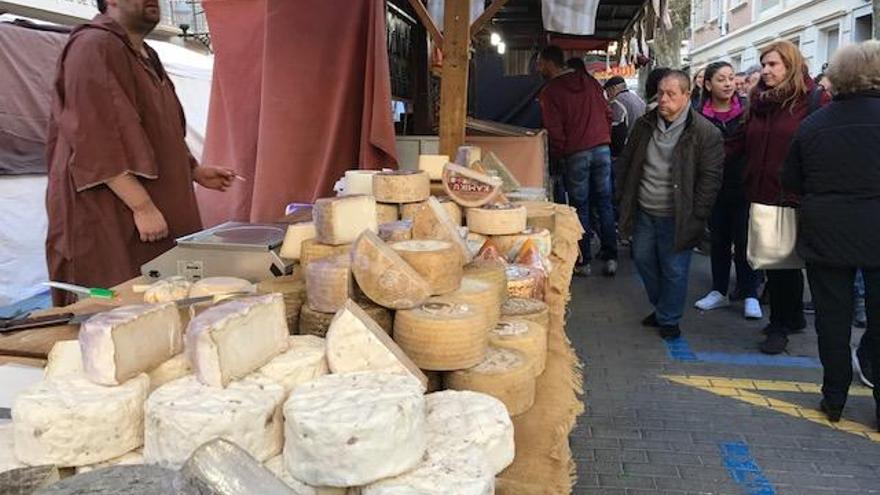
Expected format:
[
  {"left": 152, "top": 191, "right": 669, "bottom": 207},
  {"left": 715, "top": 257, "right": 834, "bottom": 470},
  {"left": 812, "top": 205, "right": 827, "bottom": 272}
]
[
  {"left": 491, "top": 227, "right": 552, "bottom": 262},
  {"left": 299, "top": 299, "right": 392, "bottom": 337},
  {"left": 305, "top": 255, "right": 353, "bottom": 313},
  {"left": 446, "top": 276, "right": 503, "bottom": 333},
  {"left": 446, "top": 347, "right": 536, "bottom": 416},
  {"left": 505, "top": 264, "right": 543, "bottom": 300},
  {"left": 393, "top": 299, "right": 488, "bottom": 371},
  {"left": 501, "top": 297, "right": 550, "bottom": 329},
  {"left": 391, "top": 240, "right": 462, "bottom": 295},
  {"left": 351, "top": 230, "right": 431, "bottom": 310},
  {"left": 402, "top": 197, "right": 463, "bottom": 230},
  {"left": 373, "top": 170, "right": 431, "bottom": 204},
  {"left": 462, "top": 262, "right": 508, "bottom": 304},
  {"left": 376, "top": 203, "right": 399, "bottom": 225},
  {"left": 466, "top": 203, "right": 527, "bottom": 236},
  {"left": 300, "top": 239, "right": 352, "bottom": 270},
  {"left": 489, "top": 319, "right": 547, "bottom": 377}
]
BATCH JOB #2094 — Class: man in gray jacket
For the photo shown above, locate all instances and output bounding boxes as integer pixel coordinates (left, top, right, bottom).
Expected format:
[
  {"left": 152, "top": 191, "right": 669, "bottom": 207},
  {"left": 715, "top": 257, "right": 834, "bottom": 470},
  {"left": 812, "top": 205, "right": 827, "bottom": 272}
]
[{"left": 616, "top": 70, "right": 724, "bottom": 340}]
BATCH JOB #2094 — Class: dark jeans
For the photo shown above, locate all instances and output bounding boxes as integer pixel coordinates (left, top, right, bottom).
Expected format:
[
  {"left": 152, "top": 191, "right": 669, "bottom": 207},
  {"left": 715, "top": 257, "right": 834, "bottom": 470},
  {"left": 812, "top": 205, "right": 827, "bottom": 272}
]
[
  {"left": 632, "top": 210, "right": 693, "bottom": 327},
  {"left": 710, "top": 192, "right": 760, "bottom": 298},
  {"left": 807, "top": 265, "right": 880, "bottom": 408},
  {"left": 564, "top": 145, "right": 617, "bottom": 263},
  {"left": 766, "top": 269, "right": 804, "bottom": 333}
]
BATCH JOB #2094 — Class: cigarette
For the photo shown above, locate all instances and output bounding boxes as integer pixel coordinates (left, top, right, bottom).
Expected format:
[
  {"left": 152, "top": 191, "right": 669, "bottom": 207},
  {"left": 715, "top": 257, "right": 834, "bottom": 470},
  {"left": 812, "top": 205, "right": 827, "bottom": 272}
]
[{"left": 231, "top": 173, "right": 247, "bottom": 182}]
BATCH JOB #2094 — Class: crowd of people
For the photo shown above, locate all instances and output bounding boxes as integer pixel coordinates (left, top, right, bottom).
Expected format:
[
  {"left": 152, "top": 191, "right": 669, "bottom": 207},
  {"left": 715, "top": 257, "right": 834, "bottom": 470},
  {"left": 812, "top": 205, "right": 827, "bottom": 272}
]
[{"left": 537, "top": 40, "right": 880, "bottom": 428}]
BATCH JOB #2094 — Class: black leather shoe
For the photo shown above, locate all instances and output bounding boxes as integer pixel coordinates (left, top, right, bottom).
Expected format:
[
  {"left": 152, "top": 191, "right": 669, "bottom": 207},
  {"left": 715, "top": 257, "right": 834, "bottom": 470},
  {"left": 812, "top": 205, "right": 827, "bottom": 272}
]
[
  {"left": 659, "top": 325, "right": 681, "bottom": 340},
  {"left": 641, "top": 313, "right": 659, "bottom": 327},
  {"left": 759, "top": 332, "right": 788, "bottom": 355},
  {"left": 820, "top": 399, "right": 843, "bottom": 423}
]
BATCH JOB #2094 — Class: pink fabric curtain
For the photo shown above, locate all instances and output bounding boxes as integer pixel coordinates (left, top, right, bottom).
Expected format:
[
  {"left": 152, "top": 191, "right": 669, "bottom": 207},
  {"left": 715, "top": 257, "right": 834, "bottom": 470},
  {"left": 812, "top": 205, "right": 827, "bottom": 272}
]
[{"left": 198, "top": 0, "right": 398, "bottom": 225}]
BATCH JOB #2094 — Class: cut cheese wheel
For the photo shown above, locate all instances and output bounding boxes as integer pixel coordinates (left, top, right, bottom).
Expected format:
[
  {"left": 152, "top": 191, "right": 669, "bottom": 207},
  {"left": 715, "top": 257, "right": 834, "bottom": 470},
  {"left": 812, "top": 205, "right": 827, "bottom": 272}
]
[
  {"left": 189, "top": 277, "right": 255, "bottom": 298},
  {"left": 407, "top": 197, "right": 471, "bottom": 264},
  {"left": 44, "top": 340, "right": 83, "bottom": 379},
  {"left": 513, "top": 239, "right": 548, "bottom": 300},
  {"left": 361, "top": 448, "right": 494, "bottom": 495},
  {"left": 482, "top": 151, "right": 521, "bottom": 192},
  {"left": 350, "top": 230, "right": 431, "bottom": 310},
  {"left": 283, "top": 372, "right": 427, "bottom": 487},
  {"left": 313, "top": 195, "right": 378, "bottom": 245},
  {"left": 343, "top": 170, "right": 378, "bottom": 196},
  {"left": 442, "top": 163, "right": 503, "bottom": 208},
  {"left": 75, "top": 449, "right": 144, "bottom": 474},
  {"left": 446, "top": 347, "right": 536, "bottom": 416},
  {"left": 79, "top": 303, "right": 183, "bottom": 386},
  {"left": 491, "top": 227, "right": 552, "bottom": 261},
  {"left": 300, "top": 239, "right": 352, "bottom": 270},
  {"left": 455, "top": 145, "right": 482, "bottom": 167},
  {"left": 254, "top": 335, "right": 328, "bottom": 394},
  {"left": 403, "top": 198, "right": 463, "bottom": 228},
  {"left": 417, "top": 154, "right": 450, "bottom": 181},
  {"left": 325, "top": 300, "right": 427, "bottom": 388},
  {"left": 393, "top": 299, "right": 488, "bottom": 371},
  {"left": 143, "top": 277, "right": 191, "bottom": 304},
  {"left": 425, "top": 390, "right": 515, "bottom": 474},
  {"left": 298, "top": 305, "right": 335, "bottom": 338},
  {"left": 391, "top": 240, "right": 462, "bottom": 295},
  {"left": 257, "top": 274, "right": 307, "bottom": 333},
  {"left": 12, "top": 374, "right": 149, "bottom": 467},
  {"left": 280, "top": 222, "right": 317, "bottom": 260},
  {"left": 500, "top": 297, "right": 550, "bottom": 328},
  {"left": 148, "top": 353, "right": 192, "bottom": 392},
  {"left": 465, "top": 232, "right": 488, "bottom": 256},
  {"left": 506, "top": 264, "right": 542, "bottom": 299},
  {"left": 462, "top": 262, "right": 509, "bottom": 305},
  {"left": 144, "top": 375, "right": 285, "bottom": 468},
  {"left": 264, "top": 456, "right": 347, "bottom": 495},
  {"left": 466, "top": 203, "right": 528, "bottom": 235},
  {"left": 490, "top": 319, "right": 546, "bottom": 377},
  {"left": 447, "top": 275, "right": 503, "bottom": 332},
  {"left": 372, "top": 170, "right": 431, "bottom": 204},
  {"left": 305, "top": 255, "right": 353, "bottom": 313},
  {"left": 473, "top": 238, "right": 507, "bottom": 265},
  {"left": 376, "top": 202, "right": 400, "bottom": 224},
  {"left": 186, "top": 294, "right": 289, "bottom": 387},
  {"left": 378, "top": 220, "right": 413, "bottom": 242}
]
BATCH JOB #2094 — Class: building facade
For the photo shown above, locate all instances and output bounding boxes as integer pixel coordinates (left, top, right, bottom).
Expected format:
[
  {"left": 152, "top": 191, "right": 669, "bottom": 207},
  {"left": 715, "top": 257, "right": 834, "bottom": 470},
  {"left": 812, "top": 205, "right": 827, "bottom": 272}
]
[{"left": 690, "top": 0, "right": 875, "bottom": 73}]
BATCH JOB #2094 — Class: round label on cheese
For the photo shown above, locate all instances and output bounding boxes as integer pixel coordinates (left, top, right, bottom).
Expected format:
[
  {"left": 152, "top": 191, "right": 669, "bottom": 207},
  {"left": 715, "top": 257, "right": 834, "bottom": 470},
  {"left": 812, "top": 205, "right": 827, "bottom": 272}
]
[
  {"left": 493, "top": 320, "right": 529, "bottom": 337},
  {"left": 421, "top": 301, "right": 470, "bottom": 317},
  {"left": 442, "top": 163, "right": 502, "bottom": 208}
]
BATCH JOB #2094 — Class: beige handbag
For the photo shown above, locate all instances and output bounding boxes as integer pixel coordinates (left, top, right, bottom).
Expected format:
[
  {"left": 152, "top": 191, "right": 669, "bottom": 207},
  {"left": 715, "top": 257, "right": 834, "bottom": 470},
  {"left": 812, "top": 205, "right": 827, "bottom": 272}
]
[{"left": 747, "top": 203, "right": 804, "bottom": 270}]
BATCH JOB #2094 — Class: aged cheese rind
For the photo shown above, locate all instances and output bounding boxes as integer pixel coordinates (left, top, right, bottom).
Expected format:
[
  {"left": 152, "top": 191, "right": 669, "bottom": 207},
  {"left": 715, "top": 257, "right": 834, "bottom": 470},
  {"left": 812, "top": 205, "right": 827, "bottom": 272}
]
[
  {"left": 376, "top": 203, "right": 400, "bottom": 225},
  {"left": 491, "top": 227, "right": 552, "bottom": 261},
  {"left": 325, "top": 300, "right": 427, "bottom": 388},
  {"left": 44, "top": 340, "right": 83, "bottom": 379},
  {"left": 13, "top": 374, "right": 149, "bottom": 467},
  {"left": 300, "top": 239, "right": 353, "bottom": 270},
  {"left": 144, "top": 375, "right": 284, "bottom": 468},
  {"left": 298, "top": 305, "right": 336, "bottom": 338},
  {"left": 408, "top": 197, "right": 471, "bottom": 264},
  {"left": 280, "top": 222, "right": 318, "bottom": 260},
  {"left": 500, "top": 297, "right": 550, "bottom": 328},
  {"left": 490, "top": 319, "right": 546, "bottom": 377},
  {"left": 186, "top": 294, "right": 289, "bottom": 387},
  {"left": 372, "top": 170, "right": 431, "bottom": 203},
  {"left": 79, "top": 303, "right": 182, "bottom": 386},
  {"left": 446, "top": 347, "right": 536, "bottom": 416},
  {"left": 255, "top": 335, "right": 329, "bottom": 393},
  {"left": 403, "top": 198, "right": 463, "bottom": 229},
  {"left": 313, "top": 195, "right": 378, "bottom": 246},
  {"left": 378, "top": 220, "right": 413, "bottom": 242},
  {"left": 393, "top": 299, "right": 488, "bottom": 371},
  {"left": 391, "top": 240, "right": 462, "bottom": 295},
  {"left": 466, "top": 204, "right": 528, "bottom": 235},
  {"left": 306, "top": 255, "right": 353, "bottom": 313},
  {"left": 361, "top": 448, "right": 493, "bottom": 495},
  {"left": 350, "top": 230, "right": 431, "bottom": 310},
  {"left": 283, "top": 372, "right": 427, "bottom": 487},
  {"left": 447, "top": 276, "right": 503, "bottom": 332}
]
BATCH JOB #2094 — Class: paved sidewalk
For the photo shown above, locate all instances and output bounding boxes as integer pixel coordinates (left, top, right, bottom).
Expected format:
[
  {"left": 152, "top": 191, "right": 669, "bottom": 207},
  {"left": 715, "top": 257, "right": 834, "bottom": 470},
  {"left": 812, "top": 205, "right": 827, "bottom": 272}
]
[{"left": 568, "top": 250, "right": 880, "bottom": 494}]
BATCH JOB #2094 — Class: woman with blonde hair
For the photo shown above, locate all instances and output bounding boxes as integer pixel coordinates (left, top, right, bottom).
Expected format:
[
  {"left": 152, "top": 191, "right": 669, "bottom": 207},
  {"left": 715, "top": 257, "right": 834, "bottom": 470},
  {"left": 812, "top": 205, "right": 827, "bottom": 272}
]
[
  {"left": 783, "top": 40, "right": 880, "bottom": 427},
  {"left": 743, "top": 40, "right": 830, "bottom": 355}
]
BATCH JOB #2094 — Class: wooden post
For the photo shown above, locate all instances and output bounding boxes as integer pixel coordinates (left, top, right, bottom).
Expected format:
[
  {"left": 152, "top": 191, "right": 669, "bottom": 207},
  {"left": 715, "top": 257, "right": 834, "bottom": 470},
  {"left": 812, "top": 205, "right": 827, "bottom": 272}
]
[{"left": 438, "top": 0, "right": 470, "bottom": 157}]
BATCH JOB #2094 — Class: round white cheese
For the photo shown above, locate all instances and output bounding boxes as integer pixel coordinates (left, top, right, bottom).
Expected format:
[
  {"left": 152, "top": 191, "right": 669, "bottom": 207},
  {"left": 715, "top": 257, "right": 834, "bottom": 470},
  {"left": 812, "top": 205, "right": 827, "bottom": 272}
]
[
  {"left": 12, "top": 374, "right": 149, "bottom": 467},
  {"left": 144, "top": 375, "right": 285, "bottom": 468},
  {"left": 361, "top": 447, "right": 494, "bottom": 495},
  {"left": 283, "top": 372, "right": 426, "bottom": 487},
  {"left": 255, "top": 335, "right": 329, "bottom": 394},
  {"left": 425, "top": 390, "right": 514, "bottom": 474}
]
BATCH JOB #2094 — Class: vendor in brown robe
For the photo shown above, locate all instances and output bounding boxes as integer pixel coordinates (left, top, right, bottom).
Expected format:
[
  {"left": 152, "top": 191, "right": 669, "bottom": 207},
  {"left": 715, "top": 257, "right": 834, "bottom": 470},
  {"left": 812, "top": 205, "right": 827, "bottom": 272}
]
[{"left": 45, "top": 0, "right": 234, "bottom": 306}]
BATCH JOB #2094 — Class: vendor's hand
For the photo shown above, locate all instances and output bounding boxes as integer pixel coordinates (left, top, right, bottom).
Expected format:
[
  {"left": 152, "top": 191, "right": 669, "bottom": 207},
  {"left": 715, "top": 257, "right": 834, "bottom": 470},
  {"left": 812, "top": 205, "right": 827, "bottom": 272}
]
[
  {"left": 194, "top": 166, "right": 236, "bottom": 191},
  {"left": 133, "top": 204, "right": 169, "bottom": 243}
]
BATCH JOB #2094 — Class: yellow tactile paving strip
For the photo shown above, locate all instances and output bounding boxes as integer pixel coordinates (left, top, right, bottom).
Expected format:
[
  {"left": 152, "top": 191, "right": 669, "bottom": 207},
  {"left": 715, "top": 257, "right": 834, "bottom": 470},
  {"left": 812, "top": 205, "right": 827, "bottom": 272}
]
[{"left": 664, "top": 375, "right": 880, "bottom": 442}]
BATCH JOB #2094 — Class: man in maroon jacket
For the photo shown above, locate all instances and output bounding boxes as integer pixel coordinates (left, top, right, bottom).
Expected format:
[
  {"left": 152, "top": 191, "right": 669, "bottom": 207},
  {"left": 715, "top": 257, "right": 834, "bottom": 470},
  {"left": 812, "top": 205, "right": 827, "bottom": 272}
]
[{"left": 538, "top": 45, "right": 615, "bottom": 276}]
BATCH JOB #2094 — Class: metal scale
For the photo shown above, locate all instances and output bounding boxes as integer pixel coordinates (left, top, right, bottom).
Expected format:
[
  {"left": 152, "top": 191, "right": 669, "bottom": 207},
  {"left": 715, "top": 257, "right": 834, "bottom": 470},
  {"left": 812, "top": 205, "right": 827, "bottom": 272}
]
[{"left": 140, "top": 222, "right": 293, "bottom": 282}]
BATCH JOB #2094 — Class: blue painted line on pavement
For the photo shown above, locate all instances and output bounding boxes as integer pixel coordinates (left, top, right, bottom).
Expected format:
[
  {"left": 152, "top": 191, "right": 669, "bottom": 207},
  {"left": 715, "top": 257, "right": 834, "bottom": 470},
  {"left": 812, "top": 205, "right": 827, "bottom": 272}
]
[
  {"left": 719, "top": 441, "right": 777, "bottom": 495},
  {"left": 695, "top": 352, "right": 821, "bottom": 368},
  {"left": 665, "top": 336, "right": 698, "bottom": 361}
]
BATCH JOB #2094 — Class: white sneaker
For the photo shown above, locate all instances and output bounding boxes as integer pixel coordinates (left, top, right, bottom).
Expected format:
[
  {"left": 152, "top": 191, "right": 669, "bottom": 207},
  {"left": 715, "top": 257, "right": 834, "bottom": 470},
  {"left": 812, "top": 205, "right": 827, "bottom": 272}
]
[
  {"left": 695, "top": 291, "right": 730, "bottom": 311},
  {"left": 744, "top": 297, "right": 763, "bottom": 320}
]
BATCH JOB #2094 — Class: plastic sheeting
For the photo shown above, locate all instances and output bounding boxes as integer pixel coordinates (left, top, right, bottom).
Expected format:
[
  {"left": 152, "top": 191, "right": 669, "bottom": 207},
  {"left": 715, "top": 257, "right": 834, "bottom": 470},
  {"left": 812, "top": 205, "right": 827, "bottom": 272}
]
[{"left": 542, "top": 0, "right": 602, "bottom": 36}]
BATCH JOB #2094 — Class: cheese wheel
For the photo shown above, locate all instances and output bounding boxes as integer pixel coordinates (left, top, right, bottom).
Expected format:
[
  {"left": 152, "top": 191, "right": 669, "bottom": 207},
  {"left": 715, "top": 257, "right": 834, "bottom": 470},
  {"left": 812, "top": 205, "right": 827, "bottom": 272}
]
[
  {"left": 491, "top": 227, "right": 552, "bottom": 261},
  {"left": 143, "top": 277, "right": 191, "bottom": 303},
  {"left": 257, "top": 274, "right": 307, "bottom": 332},
  {"left": 505, "top": 264, "right": 542, "bottom": 299},
  {"left": 403, "top": 197, "right": 471, "bottom": 264},
  {"left": 466, "top": 204, "right": 528, "bottom": 235},
  {"left": 298, "top": 305, "right": 335, "bottom": 337},
  {"left": 500, "top": 297, "right": 550, "bottom": 328},
  {"left": 305, "top": 255, "right": 353, "bottom": 313},
  {"left": 425, "top": 390, "right": 515, "bottom": 474},
  {"left": 265, "top": 456, "right": 348, "bottom": 495},
  {"left": 463, "top": 262, "right": 508, "bottom": 304},
  {"left": 402, "top": 198, "right": 463, "bottom": 228},
  {"left": 417, "top": 154, "right": 450, "bottom": 181},
  {"left": 394, "top": 299, "right": 488, "bottom": 371},
  {"left": 378, "top": 220, "right": 413, "bottom": 242},
  {"left": 343, "top": 170, "right": 378, "bottom": 196},
  {"left": 446, "top": 276, "right": 502, "bottom": 332},
  {"left": 254, "top": 335, "right": 329, "bottom": 394},
  {"left": 376, "top": 202, "right": 399, "bottom": 224},
  {"left": 442, "top": 163, "right": 503, "bottom": 208},
  {"left": 351, "top": 230, "right": 431, "bottom": 310},
  {"left": 300, "top": 239, "right": 352, "bottom": 270},
  {"left": 489, "top": 319, "right": 546, "bottom": 377},
  {"left": 189, "top": 277, "right": 254, "bottom": 298},
  {"left": 358, "top": 299, "right": 394, "bottom": 335},
  {"left": 283, "top": 372, "right": 427, "bottom": 486},
  {"left": 373, "top": 170, "right": 431, "bottom": 203},
  {"left": 13, "top": 374, "right": 149, "bottom": 467},
  {"left": 361, "top": 448, "right": 494, "bottom": 495},
  {"left": 446, "top": 347, "right": 535, "bottom": 416},
  {"left": 280, "top": 222, "right": 317, "bottom": 260},
  {"left": 313, "top": 195, "right": 378, "bottom": 245},
  {"left": 391, "top": 240, "right": 462, "bottom": 295},
  {"left": 144, "top": 375, "right": 285, "bottom": 468}
]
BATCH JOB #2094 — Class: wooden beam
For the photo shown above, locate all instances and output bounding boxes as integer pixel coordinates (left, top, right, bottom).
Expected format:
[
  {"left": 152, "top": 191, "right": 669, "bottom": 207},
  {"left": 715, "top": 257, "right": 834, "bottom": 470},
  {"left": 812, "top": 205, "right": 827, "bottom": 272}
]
[
  {"left": 407, "top": 0, "right": 444, "bottom": 50},
  {"left": 438, "top": 0, "right": 470, "bottom": 157},
  {"left": 469, "top": 0, "right": 510, "bottom": 38}
]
